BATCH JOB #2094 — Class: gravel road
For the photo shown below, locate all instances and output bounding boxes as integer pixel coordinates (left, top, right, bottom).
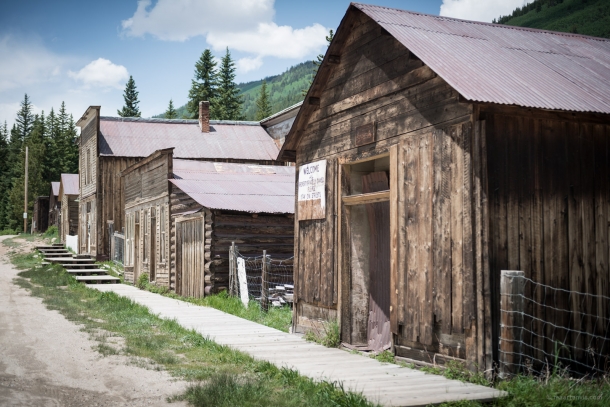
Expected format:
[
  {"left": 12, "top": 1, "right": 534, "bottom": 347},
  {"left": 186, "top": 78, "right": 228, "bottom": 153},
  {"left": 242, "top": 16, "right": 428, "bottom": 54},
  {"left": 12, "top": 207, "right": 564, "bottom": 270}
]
[{"left": 0, "top": 236, "right": 188, "bottom": 407}]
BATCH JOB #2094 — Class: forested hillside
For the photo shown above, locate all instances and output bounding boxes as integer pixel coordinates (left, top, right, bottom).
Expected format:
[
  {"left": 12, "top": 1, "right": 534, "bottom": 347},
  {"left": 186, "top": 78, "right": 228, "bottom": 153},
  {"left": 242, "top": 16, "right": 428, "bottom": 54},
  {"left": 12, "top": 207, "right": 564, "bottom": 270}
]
[
  {"left": 495, "top": 0, "right": 610, "bottom": 38},
  {"left": 156, "top": 61, "right": 313, "bottom": 121},
  {"left": 0, "top": 95, "right": 79, "bottom": 232}
]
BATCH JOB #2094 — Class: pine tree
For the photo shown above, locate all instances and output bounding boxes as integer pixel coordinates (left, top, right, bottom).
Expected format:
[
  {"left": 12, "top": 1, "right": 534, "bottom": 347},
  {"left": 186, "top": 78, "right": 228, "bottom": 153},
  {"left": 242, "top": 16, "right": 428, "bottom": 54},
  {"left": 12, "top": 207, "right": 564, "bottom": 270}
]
[
  {"left": 0, "top": 122, "right": 9, "bottom": 230},
  {"left": 215, "top": 48, "right": 243, "bottom": 120},
  {"left": 117, "top": 76, "right": 141, "bottom": 117},
  {"left": 302, "top": 30, "right": 334, "bottom": 96},
  {"left": 165, "top": 99, "right": 178, "bottom": 119},
  {"left": 14, "top": 94, "right": 34, "bottom": 144},
  {"left": 187, "top": 49, "right": 218, "bottom": 119},
  {"left": 255, "top": 80, "right": 272, "bottom": 121}
]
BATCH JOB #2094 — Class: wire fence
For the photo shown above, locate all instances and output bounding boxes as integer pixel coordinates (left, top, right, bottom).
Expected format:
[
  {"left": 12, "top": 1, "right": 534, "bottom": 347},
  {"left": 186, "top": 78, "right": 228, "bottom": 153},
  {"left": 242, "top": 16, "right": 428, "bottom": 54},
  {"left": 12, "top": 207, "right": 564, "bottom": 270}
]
[
  {"left": 228, "top": 243, "right": 293, "bottom": 311},
  {"left": 499, "top": 270, "right": 610, "bottom": 378},
  {"left": 112, "top": 232, "right": 124, "bottom": 265}
]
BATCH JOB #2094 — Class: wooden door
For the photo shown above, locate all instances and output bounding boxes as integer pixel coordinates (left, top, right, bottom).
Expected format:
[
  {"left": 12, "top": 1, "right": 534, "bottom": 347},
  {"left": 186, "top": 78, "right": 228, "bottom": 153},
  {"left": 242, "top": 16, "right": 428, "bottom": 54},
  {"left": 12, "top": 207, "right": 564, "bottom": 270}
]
[
  {"left": 179, "top": 217, "right": 205, "bottom": 298},
  {"left": 363, "top": 172, "right": 391, "bottom": 351}
]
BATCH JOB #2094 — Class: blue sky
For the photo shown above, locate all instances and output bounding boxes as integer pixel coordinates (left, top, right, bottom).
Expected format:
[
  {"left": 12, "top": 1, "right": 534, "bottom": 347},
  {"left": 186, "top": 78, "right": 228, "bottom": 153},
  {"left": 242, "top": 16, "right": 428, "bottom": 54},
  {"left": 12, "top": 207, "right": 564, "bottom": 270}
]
[{"left": 0, "top": 0, "right": 529, "bottom": 125}]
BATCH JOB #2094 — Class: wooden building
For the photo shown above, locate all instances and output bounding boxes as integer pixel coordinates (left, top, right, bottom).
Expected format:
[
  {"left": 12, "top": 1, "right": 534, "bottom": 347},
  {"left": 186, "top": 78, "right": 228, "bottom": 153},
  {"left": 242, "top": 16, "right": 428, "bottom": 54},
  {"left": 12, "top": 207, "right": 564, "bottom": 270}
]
[
  {"left": 32, "top": 196, "right": 49, "bottom": 233},
  {"left": 48, "top": 181, "right": 60, "bottom": 229},
  {"left": 76, "top": 102, "right": 282, "bottom": 260},
  {"left": 122, "top": 148, "right": 295, "bottom": 297},
  {"left": 58, "top": 173, "right": 79, "bottom": 244},
  {"left": 260, "top": 101, "right": 302, "bottom": 149},
  {"left": 279, "top": 3, "right": 610, "bottom": 371}
]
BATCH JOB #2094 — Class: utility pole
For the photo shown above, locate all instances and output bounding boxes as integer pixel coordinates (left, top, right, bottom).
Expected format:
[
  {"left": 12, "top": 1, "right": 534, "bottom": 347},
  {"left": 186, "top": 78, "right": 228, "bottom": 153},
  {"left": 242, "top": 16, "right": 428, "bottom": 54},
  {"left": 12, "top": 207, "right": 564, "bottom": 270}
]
[{"left": 23, "top": 146, "right": 28, "bottom": 233}]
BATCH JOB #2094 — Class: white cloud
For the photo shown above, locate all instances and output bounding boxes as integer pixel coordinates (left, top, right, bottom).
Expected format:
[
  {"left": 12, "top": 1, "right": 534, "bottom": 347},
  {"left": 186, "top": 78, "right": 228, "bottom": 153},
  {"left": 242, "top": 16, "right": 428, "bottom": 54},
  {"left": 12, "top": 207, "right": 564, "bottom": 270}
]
[
  {"left": 440, "top": 0, "right": 534, "bottom": 23},
  {"left": 0, "top": 36, "right": 67, "bottom": 92},
  {"left": 207, "top": 22, "right": 327, "bottom": 59},
  {"left": 122, "top": 0, "right": 274, "bottom": 41},
  {"left": 68, "top": 58, "right": 129, "bottom": 89},
  {"left": 236, "top": 56, "right": 263, "bottom": 73},
  {"left": 121, "top": 0, "right": 329, "bottom": 71}
]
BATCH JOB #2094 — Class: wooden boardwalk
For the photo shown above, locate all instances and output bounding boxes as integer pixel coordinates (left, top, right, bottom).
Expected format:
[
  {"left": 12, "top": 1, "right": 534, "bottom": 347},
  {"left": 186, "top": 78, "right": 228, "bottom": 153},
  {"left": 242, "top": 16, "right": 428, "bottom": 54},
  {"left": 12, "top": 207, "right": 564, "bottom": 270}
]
[{"left": 91, "top": 284, "right": 505, "bottom": 406}]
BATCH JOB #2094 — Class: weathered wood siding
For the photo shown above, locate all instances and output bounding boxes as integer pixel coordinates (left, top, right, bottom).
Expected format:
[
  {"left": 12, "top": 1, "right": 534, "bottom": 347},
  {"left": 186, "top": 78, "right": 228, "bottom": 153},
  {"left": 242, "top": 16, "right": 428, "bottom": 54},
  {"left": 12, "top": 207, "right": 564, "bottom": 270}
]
[
  {"left": 169, "top": 184, "right": 294, "bottom": 296},
  {"left": 484, "top": 110, "right": 610, "bottom": 366},
  {"left": 60, "top": 194, "right": 79, "bottom": 243},
  {"left": 293, "top": 12, "right": 475, "bottom": 363},
  {"left": 97, "top": 156, "right": 139, "bottom": 259}
]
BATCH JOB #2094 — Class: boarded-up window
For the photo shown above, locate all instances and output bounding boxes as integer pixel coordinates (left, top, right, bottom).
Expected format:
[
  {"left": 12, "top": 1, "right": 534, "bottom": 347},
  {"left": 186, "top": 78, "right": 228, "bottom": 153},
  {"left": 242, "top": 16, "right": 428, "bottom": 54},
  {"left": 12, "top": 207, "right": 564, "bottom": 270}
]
[
  {"left": 125, "top": 213, "right": 133, "bottom": 266},
  {"left": 86, "top": 149, "right": 91, "bottom": 185}
]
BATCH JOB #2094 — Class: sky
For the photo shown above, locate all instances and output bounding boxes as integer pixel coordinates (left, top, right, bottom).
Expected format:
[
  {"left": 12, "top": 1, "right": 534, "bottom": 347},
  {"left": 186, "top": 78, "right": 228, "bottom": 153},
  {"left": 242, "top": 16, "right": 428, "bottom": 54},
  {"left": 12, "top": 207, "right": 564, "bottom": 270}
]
[{"left": 0, "top": 0, "right": 532, "bottom": 127}]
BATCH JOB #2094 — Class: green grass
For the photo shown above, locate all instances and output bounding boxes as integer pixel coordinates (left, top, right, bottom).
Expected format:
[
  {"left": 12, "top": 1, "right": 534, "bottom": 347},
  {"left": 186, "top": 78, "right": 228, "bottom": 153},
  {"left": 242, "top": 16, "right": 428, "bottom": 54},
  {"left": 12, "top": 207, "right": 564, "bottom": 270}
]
[
  {"left": 304, "top": 319, "right": 341, "bottom": 348},
  {"left": 43, "top": 225, "right": 58, "bottom": 238},
  {"left": 9, "top": 248, "right": 377, "bottom": 406},
  {"left": 0, "top": 229, "right": 18, "bottom": 236},
  {"left": 142, "top": 286, "right": 293, "bottom": 333}
]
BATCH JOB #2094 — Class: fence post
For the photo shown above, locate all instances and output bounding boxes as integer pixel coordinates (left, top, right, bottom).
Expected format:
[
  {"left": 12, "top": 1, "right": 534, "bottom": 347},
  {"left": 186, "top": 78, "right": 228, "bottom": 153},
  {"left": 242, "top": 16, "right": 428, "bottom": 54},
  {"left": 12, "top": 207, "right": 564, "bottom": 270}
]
[
  {"left": 499, "top": 270, "right": 525, "bottom": 378},
  {"left": 261, "top": 250, "right": 269, "bottom": 312},
  {"left": 229, "top": 242, "right": 235, "bottom": 296}
]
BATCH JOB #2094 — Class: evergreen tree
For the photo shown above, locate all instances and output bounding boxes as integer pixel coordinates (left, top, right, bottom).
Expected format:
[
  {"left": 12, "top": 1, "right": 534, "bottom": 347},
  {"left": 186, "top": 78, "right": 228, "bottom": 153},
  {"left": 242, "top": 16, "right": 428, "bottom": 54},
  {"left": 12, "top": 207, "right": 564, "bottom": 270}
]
[
  {"left": 117, "top": 76, "right": 141, "bottom": 117},
  {"left": 302, "top": 30, "right": 334, "bottom": 96},
  {"left": 255, "top": 80, "right": 272, "bottom": 121},
  {"left": 14, "top": 94, "right": 34, "bottom": 144},
  {"left": 165, "top": 99, "right": 178, "bottom": 119},
  {"left": 187, "top": 49, "right": 218, "bottom": 119},
  {"left": 57, "top": 102, "right": 79, "bottom": 174},
  {"left": 215, "top": 48, "right": 243, "bottom": 120}
]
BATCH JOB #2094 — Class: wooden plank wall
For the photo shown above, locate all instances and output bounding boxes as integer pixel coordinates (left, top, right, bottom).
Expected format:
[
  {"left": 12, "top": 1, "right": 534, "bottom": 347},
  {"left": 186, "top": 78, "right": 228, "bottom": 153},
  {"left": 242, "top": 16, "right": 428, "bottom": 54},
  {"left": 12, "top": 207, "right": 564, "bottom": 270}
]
[
  {"left": 293, "top": 11, "right": 475, "bottom": 360},
  {"left": 97, "top": 157, "right": 139, "bottom": 259},
  {"left": 486, "top": 112, "right": 610, "bottom": 369}
]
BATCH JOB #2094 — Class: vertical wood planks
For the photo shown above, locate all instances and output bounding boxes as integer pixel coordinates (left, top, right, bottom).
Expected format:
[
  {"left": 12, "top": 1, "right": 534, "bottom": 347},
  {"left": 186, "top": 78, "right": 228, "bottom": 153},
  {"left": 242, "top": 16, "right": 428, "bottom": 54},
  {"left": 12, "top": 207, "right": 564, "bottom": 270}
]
[
  {"left": 418, "top": 135, "right": 434, "bottom": 345},
  {"left": 451, "top": 125, "right": 464, "bottom": 334},
  {"left": 390, "top": 144, "right": 399, "bottom": 334},
  {"left": 404, "top": 136, "right": 420, "bottom": 342},
  {"left": 462, "top": 122, "right": 475, "bottom": 330}
]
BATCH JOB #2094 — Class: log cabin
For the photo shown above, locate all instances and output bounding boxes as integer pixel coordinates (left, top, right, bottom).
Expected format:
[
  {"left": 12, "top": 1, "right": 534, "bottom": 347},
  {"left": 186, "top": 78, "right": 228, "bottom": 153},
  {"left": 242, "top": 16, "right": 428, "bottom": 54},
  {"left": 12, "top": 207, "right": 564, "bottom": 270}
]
[
  {"left": 48, "top": 181, "right": 60, "bottom": 229},
  {"left": 278, "top": 3, "right": 610, "bottom": 372},
  {"left": 121, "top": 148, "right": 295, "bottom": 296},
  {"left": 76, "top": 102, "right": 282, "bottom": 261},
  {"left": 58, "top": 173, "right": 79, "bottom": 244}
]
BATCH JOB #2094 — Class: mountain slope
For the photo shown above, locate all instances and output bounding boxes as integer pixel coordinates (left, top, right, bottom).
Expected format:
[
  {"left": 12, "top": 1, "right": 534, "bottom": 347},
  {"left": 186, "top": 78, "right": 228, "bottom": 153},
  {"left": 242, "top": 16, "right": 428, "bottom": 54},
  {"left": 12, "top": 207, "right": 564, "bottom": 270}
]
[
  {"left": 155, "top": 61, "right": 313, "bottom": 120},
  {"left": 497, "top": 0, "right": 610, "bottom": 38}
]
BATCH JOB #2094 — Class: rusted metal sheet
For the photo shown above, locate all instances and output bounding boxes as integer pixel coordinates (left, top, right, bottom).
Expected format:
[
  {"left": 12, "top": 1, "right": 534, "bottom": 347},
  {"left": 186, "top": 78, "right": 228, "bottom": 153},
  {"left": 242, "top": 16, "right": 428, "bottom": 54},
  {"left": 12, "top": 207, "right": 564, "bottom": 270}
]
[
  {"left": 99, "top": 117, "right": 280, "bottom": 160},
  {"left": 171, "top": 159, "right": 295, "bottom": 214},
  {"left": 354, "top": 3, "right": 610, "bottom": 114},
  {"left": 60, "top": 174, "right": 79, "bottom": 196}
]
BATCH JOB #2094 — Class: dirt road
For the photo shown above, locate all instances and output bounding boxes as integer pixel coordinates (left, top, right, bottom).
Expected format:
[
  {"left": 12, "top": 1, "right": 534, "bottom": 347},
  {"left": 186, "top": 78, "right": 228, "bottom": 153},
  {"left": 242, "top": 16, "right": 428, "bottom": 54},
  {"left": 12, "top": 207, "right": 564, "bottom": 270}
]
[{"left": 0, "top": 236, "right": 188, "bottom": 407}]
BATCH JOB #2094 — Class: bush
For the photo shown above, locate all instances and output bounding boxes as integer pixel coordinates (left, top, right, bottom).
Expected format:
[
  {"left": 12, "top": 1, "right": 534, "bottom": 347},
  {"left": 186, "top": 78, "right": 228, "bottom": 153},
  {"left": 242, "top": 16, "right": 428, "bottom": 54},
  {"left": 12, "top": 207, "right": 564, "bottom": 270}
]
[
  {"left": 0, "top": 229, "right": 18, "bottom": 236},
  {"left": 136, "top": 272, "right": 150, "bottom": 289},
  {"left": 304, "top": 319, "right": 341, "bottom": 348},
  {"left": 43, "top": 225, "right": 58, "bottom": 238}
]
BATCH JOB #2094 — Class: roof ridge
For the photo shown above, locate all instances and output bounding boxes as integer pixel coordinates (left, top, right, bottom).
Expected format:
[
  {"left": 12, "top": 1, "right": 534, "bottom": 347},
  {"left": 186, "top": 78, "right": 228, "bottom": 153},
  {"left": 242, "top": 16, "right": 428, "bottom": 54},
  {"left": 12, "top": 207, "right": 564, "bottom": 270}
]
[
  {"left": 352, "top": 2, "right": 610, "bottom": 42},
  {"left": 99, "top": 116, "right": 261, "bottom": 126}
]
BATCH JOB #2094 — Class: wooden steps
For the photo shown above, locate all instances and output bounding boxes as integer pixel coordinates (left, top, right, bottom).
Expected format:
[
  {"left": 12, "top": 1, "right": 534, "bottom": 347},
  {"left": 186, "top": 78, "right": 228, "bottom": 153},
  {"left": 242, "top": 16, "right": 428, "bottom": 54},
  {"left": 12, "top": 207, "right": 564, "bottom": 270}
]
[
  {"left": 34, "top": 246, "right": 119, "bottom": 285},
  {"left": 75, "top": 275, "right": 120, "bottom": 284}
]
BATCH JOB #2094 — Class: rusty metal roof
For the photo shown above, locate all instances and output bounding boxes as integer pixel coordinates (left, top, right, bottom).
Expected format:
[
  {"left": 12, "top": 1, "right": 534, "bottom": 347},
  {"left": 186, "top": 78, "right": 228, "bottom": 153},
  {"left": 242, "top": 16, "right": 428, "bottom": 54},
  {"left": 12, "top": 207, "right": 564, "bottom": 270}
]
[
  {"left": 51, "top": 182, "right": 60, "bottom": 197},
  {"left": 60, "top": 174, "right": 79, "bottom": 196},
  {"left": 353, "top": 3, "right": 610, "bottom": 113},
  {"left": 171, "top": 159, "right": 295, "bottom": 214},
  {"left": 99, "top": 117, "right": 280, "bottom": 160}
]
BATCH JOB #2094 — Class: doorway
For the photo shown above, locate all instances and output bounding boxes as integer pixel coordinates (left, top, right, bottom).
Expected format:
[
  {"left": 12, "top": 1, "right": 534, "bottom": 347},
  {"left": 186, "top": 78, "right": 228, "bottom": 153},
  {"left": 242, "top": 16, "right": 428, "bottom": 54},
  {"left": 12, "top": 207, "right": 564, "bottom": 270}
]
[
  {"left": 341, "top": 154, "right": 393, "bottom": 352},
  {"left": 150, "top": 210, "right": 157, "bottom": 282},
  {"left": 134, "top": 212, "right": 140, "bottom": 284}
]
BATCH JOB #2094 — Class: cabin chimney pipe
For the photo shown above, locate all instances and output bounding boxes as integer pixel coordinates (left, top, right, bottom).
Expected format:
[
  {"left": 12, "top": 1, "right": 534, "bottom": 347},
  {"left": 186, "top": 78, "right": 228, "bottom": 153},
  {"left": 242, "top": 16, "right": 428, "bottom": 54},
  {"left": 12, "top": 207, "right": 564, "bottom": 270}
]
[{"left": 199, "top": 101, "right": 210, "bottom": 133}]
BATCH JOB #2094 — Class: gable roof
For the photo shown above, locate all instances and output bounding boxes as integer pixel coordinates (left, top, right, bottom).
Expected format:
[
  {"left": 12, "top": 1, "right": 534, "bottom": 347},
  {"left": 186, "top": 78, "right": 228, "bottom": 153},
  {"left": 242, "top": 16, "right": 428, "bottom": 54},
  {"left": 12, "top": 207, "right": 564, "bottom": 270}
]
[
  {"left": 354, "top": 3, "right": 610, "bottom": 114},
  {"left": 59, "top": 174, "right": 79, "bottom": 196},
  {"left": 51, "top": 182, "right": 60, "bottom": 197},
  {"left": 99, "top": 117, "right": 280, "bottom": 161},
  {"left": 170, "top": 159, "right": 295, "bottom": 214},
  {"left": 279, "top": 2, "right": 610, "bottom": 160}
]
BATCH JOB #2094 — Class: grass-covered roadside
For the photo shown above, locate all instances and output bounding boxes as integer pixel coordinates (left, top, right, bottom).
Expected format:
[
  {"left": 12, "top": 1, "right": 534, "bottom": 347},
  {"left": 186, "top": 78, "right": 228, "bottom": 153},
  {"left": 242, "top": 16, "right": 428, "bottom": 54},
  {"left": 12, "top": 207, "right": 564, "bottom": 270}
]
[
  {"left": 140, "top": 274, "right": 293, "bottom": 333},
  {"left": 8, "top": 247, "right": 378, "bottom": 407}
]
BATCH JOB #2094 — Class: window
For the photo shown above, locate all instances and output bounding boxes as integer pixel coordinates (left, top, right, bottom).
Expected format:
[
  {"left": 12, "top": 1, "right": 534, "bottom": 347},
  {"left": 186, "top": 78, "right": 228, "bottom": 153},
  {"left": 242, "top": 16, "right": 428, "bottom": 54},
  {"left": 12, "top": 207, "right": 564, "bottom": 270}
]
[
  {"left": 86, "top": 149, "right": 91, "bottom": 185},
  {"left": 143, "top": 210, "right": 148, "bottom": 262},
  {"left": 160, "top": 205, "right": 166, "bottom": 263},
  {"left": 125, "top": 213, "right": 134, "bottom": 266}
]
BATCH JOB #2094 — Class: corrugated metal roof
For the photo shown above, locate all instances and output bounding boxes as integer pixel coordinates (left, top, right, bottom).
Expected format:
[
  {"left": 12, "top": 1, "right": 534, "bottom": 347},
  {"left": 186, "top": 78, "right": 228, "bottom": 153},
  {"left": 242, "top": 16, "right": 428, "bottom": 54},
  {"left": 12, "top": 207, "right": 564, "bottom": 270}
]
[
  {"left": 354, "top": 3, "right": 610, "bottom": 114},
  {"left": 171, "top": 159, "right": 295, "bottom": 214},
  {"left": 99, "top": 117, "right": 280, "bottom": 160},
  {"left": 60, "top": 174, "right": 79, "bottom": 196},
  {"left": 51, "top": 182, "right": 60, "bottom": 197}
]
